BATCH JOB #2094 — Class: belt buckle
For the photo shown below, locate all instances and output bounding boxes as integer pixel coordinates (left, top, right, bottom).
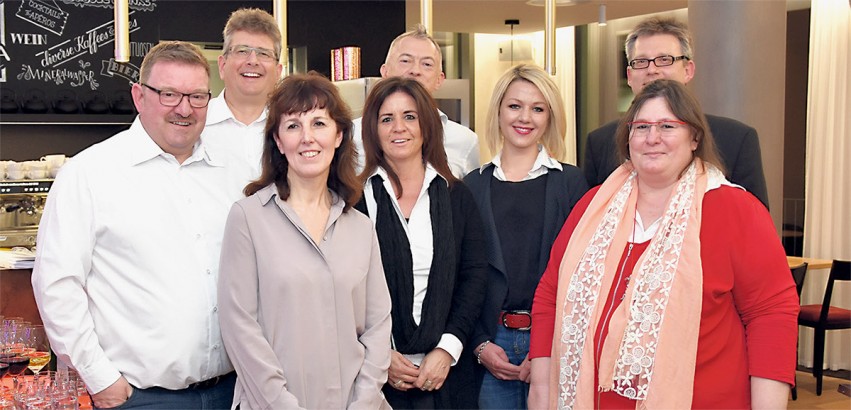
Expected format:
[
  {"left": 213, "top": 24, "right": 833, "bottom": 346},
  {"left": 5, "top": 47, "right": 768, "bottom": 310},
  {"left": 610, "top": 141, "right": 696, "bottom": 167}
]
[{"left": 501, "top": 310, "right": 532, "bottom": 331}]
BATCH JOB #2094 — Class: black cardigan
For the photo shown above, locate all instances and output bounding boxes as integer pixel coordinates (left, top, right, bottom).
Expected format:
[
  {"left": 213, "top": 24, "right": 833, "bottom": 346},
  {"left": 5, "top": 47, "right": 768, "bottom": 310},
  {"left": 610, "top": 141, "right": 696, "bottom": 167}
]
[
  {"left": 463, "top": 163, "right": 588, "bottom": 353},
  {"left": 354, "top": 180, "right": 488, "bottom": 352}
]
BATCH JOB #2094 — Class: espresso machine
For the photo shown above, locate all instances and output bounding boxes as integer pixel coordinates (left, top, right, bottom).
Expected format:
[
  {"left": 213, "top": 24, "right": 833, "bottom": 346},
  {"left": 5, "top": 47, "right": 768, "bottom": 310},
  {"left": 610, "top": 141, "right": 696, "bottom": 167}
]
[{"left": 0, "top": 179, "right": 51, "bottom": 248}]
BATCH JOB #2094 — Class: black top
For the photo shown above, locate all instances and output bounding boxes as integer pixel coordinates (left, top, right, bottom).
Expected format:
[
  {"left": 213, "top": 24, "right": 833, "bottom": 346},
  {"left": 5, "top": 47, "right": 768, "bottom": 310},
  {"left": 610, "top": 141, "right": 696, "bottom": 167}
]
[
  {"left": 490, "top": 175, "right": 547, "bottom": 310},
  {"left": 464, "top": 163, "right": 589, "bottom": 353},
  {"left": 583, "top": 114, "right": 769, "bottom": 209}
]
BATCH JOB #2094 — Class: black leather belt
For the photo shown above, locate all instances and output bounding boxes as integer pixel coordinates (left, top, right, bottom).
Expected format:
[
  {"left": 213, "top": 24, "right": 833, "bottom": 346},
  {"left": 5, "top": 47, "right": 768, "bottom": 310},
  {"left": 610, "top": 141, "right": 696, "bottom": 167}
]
[
  {"left": 500, "top": 310, "right": 532, "bottom": 331},
  {"left": 187, "top": 372, "right": 234, "bottom": 390}
]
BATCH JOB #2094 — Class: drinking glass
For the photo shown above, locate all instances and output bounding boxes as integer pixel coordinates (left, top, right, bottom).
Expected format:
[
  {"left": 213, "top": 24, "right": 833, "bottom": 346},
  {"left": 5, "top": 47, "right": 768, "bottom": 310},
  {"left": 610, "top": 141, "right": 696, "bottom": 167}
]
[{"left": 24, "top": 326, "right": 50, "bottom": 376}]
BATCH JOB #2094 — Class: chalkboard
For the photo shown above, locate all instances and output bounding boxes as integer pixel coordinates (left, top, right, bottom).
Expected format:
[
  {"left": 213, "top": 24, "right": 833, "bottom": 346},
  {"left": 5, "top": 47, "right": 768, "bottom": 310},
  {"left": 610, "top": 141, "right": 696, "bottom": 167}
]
[{"left": 0, "top": 0, "right": 161, "bottom": 122}]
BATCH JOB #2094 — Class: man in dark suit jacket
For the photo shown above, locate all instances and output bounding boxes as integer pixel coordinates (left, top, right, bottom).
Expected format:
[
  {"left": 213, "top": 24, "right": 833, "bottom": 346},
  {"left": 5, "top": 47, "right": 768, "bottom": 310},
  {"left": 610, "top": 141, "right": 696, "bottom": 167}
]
[{"left": 583, "top": 17, "right": 769, "bottom": 208}]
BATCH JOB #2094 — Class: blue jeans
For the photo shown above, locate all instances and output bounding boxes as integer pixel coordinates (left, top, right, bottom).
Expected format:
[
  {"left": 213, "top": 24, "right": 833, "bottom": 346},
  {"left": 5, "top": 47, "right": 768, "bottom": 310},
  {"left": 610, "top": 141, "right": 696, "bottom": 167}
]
[
  {"left": 478, "top": 326, "right": 530, "bottom": 409},
  {"left": 98, "top": 373, "right": 236, "bottom": 409}
]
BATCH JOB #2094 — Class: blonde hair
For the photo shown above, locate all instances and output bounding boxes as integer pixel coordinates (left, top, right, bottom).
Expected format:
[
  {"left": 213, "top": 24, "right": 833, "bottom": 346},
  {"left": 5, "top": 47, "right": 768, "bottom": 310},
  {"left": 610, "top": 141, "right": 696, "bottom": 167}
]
[
  {"left": 223, "top": 8, "right": 282, "bottom": 59},
  {"left": 484, "top": 64, "right": 566, "bottom": 161},
  {"left": 139, "top": 41, "right": 209, "bottom": 83}
]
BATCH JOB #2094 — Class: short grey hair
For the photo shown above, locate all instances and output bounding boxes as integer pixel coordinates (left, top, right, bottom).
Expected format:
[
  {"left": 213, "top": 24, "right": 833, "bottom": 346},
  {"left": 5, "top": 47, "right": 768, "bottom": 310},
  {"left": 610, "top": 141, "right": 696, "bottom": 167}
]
[{"left": 624, "top": 17, "right": 694, "bottom": 62}]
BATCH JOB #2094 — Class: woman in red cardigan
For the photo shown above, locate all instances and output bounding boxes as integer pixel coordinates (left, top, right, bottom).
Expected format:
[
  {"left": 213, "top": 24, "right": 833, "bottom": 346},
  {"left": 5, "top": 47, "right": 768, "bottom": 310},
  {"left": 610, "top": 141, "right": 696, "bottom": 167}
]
[{"left": 528, "top": 79, "right": 798, "bottom": 409}]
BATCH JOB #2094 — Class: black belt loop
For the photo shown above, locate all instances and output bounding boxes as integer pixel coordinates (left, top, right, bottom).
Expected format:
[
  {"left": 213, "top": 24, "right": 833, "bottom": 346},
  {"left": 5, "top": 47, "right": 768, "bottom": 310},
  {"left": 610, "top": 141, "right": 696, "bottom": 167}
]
[{"left": 187, "top": 371, "right": 235, "bottom": 390}]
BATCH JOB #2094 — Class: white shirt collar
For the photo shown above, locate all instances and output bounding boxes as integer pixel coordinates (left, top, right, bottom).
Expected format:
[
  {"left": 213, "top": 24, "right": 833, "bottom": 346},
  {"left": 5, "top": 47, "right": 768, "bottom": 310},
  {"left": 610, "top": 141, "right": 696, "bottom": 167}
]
[
  {"left": 205, "top": 88, "right": 268, "bottom": 127},
  {"left": 483, "top": 145, "right": 562, "bottom": 182}
]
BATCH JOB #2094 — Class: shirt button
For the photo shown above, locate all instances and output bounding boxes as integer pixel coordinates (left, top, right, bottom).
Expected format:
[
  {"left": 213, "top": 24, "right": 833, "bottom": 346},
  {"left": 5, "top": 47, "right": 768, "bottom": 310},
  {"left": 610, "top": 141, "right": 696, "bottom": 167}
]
[
  {"left": 195, "top": 233, "right": 201, "bottom": 239},
  {"left": 213, "top": 306, "right": 218, "bottom": 312},
  {"left": 206, "top": 269, "right": 212, "bottom": 275}
]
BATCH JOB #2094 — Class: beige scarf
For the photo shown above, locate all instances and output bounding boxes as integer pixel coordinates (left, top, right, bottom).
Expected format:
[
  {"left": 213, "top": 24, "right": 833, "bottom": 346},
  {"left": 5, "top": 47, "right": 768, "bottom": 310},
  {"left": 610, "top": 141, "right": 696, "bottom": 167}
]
[{"left": 549, "top": 159, "right": 715, "bottom": 409}]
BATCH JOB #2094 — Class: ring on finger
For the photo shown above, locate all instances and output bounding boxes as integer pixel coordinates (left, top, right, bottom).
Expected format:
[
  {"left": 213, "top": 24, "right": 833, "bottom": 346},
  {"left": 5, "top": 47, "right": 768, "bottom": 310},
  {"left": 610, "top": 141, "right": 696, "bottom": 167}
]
[{"left": 394, "top": 379, "right": 403, "bottom": 387}]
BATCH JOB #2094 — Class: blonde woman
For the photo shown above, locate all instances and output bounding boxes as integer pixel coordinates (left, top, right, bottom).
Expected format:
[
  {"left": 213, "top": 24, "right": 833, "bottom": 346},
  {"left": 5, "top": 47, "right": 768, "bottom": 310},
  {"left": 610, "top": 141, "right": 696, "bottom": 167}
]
[{"left": 464, "top": 64, "right": 588, "bottom": 409}]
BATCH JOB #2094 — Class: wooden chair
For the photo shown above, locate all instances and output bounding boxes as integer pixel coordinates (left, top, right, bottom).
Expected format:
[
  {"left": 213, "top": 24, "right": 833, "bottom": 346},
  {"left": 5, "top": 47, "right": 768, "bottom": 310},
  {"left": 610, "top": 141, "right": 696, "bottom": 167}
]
[
  {"left": 789, "top": 262, "right": 807, "bottom": 400},
  {"left": 798, "top": 260, "right": 851, "bottom": 395}
]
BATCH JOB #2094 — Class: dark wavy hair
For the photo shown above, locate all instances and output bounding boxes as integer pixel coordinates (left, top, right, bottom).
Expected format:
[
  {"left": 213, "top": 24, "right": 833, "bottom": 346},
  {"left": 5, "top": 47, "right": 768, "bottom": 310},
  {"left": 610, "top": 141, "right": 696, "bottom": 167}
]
[
  {"left": 359, "top": 77, "right": 457, "bottom": 197},
  {"left": 615, "top": 79, "right": 725, "bottom": 175},
  {"left": 244, "top": 71, "right": 361, "bottom": 210}
]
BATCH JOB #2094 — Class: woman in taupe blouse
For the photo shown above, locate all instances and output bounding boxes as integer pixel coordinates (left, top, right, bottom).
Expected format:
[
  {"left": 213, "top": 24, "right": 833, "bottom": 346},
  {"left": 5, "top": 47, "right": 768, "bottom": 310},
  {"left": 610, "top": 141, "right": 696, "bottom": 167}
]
[{"left": 218, "top": 72, "right": 392, "bottom": 409}]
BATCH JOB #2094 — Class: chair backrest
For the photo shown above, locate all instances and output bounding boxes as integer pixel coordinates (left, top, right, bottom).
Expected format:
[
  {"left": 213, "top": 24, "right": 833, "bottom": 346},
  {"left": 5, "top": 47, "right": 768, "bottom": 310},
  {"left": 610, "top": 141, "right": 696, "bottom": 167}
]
[
  {"left": 790, "top": 262, "right": 808, "bottom": 298},
  {"left": 818, "top": 260, "right": 851, "bottom": 322}
]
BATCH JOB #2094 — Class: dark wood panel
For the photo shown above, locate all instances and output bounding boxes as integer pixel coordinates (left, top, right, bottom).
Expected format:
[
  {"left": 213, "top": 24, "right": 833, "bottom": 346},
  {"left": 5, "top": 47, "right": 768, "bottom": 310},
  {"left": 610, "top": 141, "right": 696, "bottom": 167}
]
[{"left": 0, "top": 269, "right": 43, "bottom": 325}]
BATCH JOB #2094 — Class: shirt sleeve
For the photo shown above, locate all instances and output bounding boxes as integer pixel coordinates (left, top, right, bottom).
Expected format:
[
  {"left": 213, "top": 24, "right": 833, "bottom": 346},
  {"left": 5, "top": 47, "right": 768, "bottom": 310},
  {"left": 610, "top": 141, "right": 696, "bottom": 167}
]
[
  {"left": 31, "top": 160, "right": 122, "bottom": 394},
  {"left": 464, "top": 131, "right": 481, "bottom": 177},
  {"left": 217, "top": 203, "right": 303, "bottom": 409},
  {"left": 529, "top": 188, "right": 597, "bottom": 358},
  {"left": 349, "top": 231, "right": 393, "bottom": 408}
]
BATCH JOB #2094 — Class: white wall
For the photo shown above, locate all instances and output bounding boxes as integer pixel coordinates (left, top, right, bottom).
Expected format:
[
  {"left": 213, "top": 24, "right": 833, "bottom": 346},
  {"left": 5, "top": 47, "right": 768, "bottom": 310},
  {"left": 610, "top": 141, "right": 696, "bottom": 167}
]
[{"left": 472, "top": 27, "right": 577, "bottom": 165}]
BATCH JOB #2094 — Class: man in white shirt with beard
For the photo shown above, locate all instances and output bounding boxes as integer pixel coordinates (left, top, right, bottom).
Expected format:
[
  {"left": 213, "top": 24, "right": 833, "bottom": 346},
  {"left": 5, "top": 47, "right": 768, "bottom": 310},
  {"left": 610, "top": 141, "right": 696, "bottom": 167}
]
[
  {"left": 204, "top": 8, "right": 283, "bottom": 178},
  {"left": 32, "top": 41, "right": 251, "bottom": 409},
  {"left": 353, "top": 25, "right": 480, "bottom": 178}
]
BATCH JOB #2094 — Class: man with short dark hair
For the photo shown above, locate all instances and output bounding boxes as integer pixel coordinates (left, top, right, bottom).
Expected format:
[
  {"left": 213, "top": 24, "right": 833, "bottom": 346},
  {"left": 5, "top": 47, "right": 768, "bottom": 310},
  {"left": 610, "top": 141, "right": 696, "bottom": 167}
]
[
  {"left": 583, "top": 17, "right": 769, "bottom": 208},
  {"left": 32, "top": 41, "right": 251, "bottom": 409}
]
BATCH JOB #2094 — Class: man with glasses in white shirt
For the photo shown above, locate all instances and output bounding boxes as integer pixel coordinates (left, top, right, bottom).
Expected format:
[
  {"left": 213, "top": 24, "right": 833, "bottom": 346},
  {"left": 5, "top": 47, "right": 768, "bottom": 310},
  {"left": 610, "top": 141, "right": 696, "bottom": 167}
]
[
  {"left": 583, "top": 17, "right": 768, "bottom": 208},
  {"left": 32, "top": 41, "right": 251, "bottom": 409},
  {"left": 205, "top": 8, "right": 283, "bottom": 178}
]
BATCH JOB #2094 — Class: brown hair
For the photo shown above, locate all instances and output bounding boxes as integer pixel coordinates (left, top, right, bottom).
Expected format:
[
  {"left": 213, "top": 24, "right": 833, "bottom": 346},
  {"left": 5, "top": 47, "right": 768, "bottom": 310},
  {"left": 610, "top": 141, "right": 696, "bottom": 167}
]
[
  {"left": 222, "top": 8, "right": 282, "bottom": 59},
  {"left": 244, "top": 72, "right": 361, "bottom": 210},
  {"left": 624, "top": 17, "right": 694, "bottom": 62},
  {"left": 359, "top": 76, "right": 457, "bottom": 197},
  {"left": 615, "top": 79, "right": 725, "bottom": 175},
  {"left": 139, "top": 41, "right": 209, "bottom": 84}
]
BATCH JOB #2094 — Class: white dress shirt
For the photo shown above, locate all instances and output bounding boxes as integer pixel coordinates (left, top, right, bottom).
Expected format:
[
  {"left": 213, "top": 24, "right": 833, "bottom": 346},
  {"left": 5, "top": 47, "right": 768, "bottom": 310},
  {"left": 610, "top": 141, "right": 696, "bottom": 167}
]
[
  {"left": 32, "top": 118, "right": 253, "bottom": 394},
  {"left": 484, "top": 145, "right": 563, "bottom": 182},
  {"left": 362, "top": 165, "right": 463, "bottom": 366},
  {"left": 203, "top": 89, "right": 267, "bottom": 179},
  {"left": 352, "top": 110, "right": 480, "bottom": 178}
]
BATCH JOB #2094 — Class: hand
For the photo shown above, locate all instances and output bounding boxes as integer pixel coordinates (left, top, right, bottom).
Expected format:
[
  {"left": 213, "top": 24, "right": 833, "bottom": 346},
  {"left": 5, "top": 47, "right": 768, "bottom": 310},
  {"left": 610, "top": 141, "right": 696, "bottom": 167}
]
[
  {"left": 478, "top": 342, "right": 521, "bottom": 381},
  {"left": 388, "top": 350, "right": 420, "bottom": 391},
  {"left": 91, "top": 376, "right": 132, "bottom": 409},
  {"left": 415, "top": 348, "right": 452, "bottom": 392},
  {"left": 518, "top": 355, "right": 532, "bottom": 383}
]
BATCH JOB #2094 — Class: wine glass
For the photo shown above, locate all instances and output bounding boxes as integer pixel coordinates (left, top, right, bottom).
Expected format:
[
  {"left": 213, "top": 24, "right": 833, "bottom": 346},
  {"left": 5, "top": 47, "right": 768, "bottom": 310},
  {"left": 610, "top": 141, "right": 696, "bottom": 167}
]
[{"left": 24, "top": 325, "right": 51, "bottom": 376}]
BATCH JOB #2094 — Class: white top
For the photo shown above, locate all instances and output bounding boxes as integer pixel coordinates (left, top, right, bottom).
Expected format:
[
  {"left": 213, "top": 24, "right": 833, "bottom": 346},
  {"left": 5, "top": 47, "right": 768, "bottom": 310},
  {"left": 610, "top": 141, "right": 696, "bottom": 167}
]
[
  {"left": 362, "top": 164, "right": 463, "bottom": 366},
  {"left": 484, "top": 145, "right": 562, "bottom": 182},
  {"left": 352, "top": 110, "right": 480, "bottom": 179},
  {"left": 203, "top": 89, "right": 268, "bottom": 179},
  {"left": 31, "top": 118, "right": 253, "bottom": 394}
]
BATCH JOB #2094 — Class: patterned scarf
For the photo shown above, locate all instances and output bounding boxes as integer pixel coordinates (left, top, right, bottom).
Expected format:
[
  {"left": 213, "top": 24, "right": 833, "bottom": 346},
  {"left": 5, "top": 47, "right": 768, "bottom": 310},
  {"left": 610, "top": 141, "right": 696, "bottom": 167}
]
[{"left": 549, "top": 159, "right": 719, "bottom": 409}]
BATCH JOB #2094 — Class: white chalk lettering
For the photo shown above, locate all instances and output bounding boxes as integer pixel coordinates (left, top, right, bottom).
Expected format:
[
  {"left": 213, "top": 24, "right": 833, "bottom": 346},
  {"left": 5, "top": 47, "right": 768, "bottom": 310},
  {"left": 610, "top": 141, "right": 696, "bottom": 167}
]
[{"left": 16, "top": 63, "right": 100, "bottom": 89}]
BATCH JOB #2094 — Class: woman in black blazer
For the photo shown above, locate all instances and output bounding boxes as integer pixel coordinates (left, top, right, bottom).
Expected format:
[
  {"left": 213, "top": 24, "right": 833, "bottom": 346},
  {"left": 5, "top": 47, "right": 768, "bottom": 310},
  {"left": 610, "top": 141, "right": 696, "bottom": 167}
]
[
  {"left": 463, "top": 64, "right": 588, "bottom": 409},
  {"left": 355, "top": 76, "right": 488, "bottom": 409}
]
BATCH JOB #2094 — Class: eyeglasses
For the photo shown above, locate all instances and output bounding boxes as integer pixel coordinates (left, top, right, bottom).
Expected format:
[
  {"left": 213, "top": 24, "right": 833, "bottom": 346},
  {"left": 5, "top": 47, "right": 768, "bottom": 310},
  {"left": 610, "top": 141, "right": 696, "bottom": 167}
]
[
  {"left": 628, "top": 120, "right": 688, "bottom": 137},
  {"left": 225, "top": 45, "right": 278, "bottom": 63},
  {"left": 628, "top": 55, "right": 690, "bottom": 69},
  {"left": 140, "top": 83, "right": 211, "bottom": 108}
]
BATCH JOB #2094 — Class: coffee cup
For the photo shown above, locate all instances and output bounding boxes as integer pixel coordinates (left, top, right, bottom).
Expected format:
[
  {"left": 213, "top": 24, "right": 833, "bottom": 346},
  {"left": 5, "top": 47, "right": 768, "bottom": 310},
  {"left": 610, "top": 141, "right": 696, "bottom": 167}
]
[
  {"left": 41, "top": 154, "right": 67, "bottom": 169},
  {"left": 7, "top": 169, "right": 25, "bottom": 180},
  {"left": 27, "top": 168, "right": 49, "bottom": 179},
  {"left": 6, "top": 161, "right": 22, "bottom": 172}
]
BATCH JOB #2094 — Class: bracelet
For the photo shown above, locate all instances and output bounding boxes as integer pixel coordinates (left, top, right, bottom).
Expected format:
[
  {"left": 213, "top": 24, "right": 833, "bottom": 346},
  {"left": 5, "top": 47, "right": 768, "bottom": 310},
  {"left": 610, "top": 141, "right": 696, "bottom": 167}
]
[{"left": 475, "top": 340, "right": 491, "bottom": 364}]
